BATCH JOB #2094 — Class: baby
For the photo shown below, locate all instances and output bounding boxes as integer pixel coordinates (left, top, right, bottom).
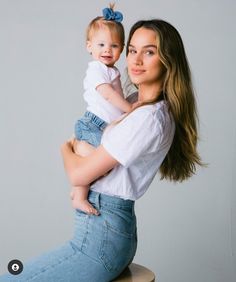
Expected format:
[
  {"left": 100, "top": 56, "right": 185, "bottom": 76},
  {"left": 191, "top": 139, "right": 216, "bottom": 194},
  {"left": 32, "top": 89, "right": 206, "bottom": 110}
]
[{"left": 71, "top": 5, "right": 133, "bottom": 215}]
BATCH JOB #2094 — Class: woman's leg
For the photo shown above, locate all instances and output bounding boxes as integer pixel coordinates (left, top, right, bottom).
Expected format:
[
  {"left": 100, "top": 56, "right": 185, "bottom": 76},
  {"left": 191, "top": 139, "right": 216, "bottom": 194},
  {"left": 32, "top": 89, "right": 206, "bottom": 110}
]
[
  {"left": 0, "top": 241, "right": 111, "bottom": 282},
  {"left": 0, "top": 191, "right": 137, "bottom": 282},
  {"left": 73, "top": 191, "right": 137, "bottom": 280}
]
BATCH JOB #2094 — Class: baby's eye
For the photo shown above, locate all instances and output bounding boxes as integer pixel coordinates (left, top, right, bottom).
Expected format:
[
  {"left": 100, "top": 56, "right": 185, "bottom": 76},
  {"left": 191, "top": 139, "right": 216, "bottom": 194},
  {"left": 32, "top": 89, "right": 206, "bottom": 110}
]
[
  {"left": 111, "top": 44, "right": 119, "bottom": 48},
  {"left": 98, "top": 43, "right": 105, "bottom": 47}
]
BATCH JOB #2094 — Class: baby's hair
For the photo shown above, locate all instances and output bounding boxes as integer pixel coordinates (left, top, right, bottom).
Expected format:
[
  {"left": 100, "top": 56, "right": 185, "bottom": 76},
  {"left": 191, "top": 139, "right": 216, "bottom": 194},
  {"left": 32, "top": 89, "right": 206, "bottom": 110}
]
[
  {"left": 86, "top": 4, "right": 125, "bottom": 46},
  {"left": 109, "top": 2, "right": 115, "bottom": 10}
]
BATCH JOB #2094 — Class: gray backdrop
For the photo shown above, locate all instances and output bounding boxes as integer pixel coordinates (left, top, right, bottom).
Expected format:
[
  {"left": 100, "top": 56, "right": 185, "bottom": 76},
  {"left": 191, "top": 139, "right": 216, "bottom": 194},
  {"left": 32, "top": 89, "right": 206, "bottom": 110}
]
[{"left": 0, "top": 1, "right": 235, "bottom": 281}]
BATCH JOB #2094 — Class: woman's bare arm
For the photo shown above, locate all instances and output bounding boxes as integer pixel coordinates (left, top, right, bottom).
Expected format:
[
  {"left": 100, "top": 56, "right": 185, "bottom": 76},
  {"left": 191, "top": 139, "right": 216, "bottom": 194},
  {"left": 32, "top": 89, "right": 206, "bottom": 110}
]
[{"left": 61, "top": 140, "right": 118, "bottom": 187}]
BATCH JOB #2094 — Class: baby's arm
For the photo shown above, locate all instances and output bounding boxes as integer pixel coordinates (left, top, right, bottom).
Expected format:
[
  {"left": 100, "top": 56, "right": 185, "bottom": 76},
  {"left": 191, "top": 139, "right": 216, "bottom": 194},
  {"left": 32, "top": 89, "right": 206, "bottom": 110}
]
[{"left": 97, "top": 83, "right": 132, "bottom": 113}]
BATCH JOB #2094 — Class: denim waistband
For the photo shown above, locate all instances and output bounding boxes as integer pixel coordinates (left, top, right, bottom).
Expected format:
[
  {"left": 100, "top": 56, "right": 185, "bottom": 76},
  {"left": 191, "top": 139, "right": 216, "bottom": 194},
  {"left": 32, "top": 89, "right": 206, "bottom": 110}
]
[
  {"left": 84, "top": 111, "right": 107, "bottom": 130},
  {"left": 88, "top": 191, "right": 134, "bottom": 209}
]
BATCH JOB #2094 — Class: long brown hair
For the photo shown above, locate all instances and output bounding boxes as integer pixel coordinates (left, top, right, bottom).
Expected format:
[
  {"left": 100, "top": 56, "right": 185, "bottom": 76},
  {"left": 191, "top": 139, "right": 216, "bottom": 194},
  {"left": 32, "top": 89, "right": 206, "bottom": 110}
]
[{"left": 126, "top": 20, "right": 203, "bottom": 182}]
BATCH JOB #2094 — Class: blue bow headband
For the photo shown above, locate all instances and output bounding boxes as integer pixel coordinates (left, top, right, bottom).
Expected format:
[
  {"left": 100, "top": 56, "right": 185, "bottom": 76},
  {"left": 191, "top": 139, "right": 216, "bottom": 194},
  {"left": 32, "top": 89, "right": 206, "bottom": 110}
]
[{"left": 102, "top": 7, "right": 123, "bottom": 23}]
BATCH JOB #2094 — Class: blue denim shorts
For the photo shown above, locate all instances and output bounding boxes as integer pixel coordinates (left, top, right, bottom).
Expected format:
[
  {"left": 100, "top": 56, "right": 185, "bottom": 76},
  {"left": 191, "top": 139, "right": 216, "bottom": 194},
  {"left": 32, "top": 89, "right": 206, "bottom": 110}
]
[{"left": 74, "top": 111, "right": 108, "bottom": 147}]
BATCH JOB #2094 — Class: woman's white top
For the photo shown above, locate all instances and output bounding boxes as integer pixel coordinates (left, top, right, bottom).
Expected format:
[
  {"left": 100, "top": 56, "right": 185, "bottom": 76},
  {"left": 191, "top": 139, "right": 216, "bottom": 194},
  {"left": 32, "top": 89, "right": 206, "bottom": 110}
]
[
  {"left": 83, "top": 61, "right": 124, "bottom": 123},
  {"left": 90, "top": 101, "right": 175, "bottom": 200}
]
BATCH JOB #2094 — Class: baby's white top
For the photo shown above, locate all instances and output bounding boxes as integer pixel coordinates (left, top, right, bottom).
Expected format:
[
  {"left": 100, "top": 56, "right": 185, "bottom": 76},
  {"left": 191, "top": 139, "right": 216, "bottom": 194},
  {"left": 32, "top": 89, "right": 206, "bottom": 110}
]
[
  {"left": 91, "top": 101, "right": 175, "bottom": 200},
  {"left": 83, "top": 60, "right": 124, "bottom": 123}
]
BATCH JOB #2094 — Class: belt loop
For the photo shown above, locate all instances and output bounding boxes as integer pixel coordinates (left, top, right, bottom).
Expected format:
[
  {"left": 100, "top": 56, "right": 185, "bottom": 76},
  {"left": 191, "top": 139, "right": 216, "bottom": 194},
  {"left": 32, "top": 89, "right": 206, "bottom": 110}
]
[
  {"left": 132, "top": 202, "right": 135, "bottom": 216},
  {"left": 95, "top": 193, "right": 100, "bottom": 209}
]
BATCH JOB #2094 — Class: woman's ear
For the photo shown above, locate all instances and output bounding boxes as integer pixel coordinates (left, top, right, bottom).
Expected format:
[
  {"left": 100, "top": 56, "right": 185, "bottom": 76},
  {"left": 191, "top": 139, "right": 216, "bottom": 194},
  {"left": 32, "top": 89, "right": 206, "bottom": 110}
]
[{"left": 86, "top": 41, "right": 92, "bottom": 54}]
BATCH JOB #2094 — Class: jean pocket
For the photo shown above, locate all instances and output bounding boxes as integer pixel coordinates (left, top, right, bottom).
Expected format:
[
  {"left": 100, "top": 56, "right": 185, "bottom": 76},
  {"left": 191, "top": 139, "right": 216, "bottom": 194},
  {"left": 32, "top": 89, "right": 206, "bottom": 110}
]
[
  {"left": 73, "top": 209, "right": 90, "bottom": 251},
  {"left": 99, "top": 220, "right": 135, "bottom": 272}
]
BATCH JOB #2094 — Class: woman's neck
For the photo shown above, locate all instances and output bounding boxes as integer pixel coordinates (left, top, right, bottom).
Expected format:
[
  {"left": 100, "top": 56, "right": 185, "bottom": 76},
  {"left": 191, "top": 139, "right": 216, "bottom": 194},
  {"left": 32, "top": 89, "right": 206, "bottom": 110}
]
[{"left": 138, "top": 84, "right": 163, "bottom": 103}]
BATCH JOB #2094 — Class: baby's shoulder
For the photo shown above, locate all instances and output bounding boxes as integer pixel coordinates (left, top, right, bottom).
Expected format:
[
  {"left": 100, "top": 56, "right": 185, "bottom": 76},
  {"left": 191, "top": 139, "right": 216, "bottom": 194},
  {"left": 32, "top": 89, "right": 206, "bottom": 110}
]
[
  {"left": 88, "top": 61, "right": 119, "bottom": 76},
  {"left": 88, "top": 60, "right": 106, "bottom": 71}
]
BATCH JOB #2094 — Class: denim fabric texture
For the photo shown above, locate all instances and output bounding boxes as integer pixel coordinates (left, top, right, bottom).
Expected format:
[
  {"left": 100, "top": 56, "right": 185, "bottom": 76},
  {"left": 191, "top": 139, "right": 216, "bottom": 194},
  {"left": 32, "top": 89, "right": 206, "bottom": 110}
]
[
  {"left": 74, "top": 111, "right": 108, "bottom": 147},
  {"left": 0, "top": 191, "right": 137, "bottom": 282}
]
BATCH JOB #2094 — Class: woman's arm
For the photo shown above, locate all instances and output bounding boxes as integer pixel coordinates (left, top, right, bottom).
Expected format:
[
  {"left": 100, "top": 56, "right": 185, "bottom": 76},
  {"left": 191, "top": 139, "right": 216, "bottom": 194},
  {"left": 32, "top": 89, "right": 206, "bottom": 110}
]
[{"left": 61, "top": 140, "right": 118, "bottom": 187}]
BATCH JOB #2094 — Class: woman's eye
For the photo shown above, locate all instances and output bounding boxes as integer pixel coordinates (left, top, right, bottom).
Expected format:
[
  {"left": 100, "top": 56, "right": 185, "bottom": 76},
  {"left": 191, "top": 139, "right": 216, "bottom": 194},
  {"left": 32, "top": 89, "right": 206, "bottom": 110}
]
[
  {"left": 145, "top": 50, "right": 154, "bottom": 55},
  {"left": 128, "top": 49, "right": 136, "bottom": 54}
]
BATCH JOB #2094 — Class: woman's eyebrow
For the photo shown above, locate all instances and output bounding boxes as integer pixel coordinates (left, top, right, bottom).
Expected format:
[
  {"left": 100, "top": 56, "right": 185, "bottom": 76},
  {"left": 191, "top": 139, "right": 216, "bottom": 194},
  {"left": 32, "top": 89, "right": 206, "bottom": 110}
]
[
  {"left": 128, "top": 44, "right": 157, "bottom": 49},
  {"left": 144, "top": 45, "right": 157, "bottom": 49}
]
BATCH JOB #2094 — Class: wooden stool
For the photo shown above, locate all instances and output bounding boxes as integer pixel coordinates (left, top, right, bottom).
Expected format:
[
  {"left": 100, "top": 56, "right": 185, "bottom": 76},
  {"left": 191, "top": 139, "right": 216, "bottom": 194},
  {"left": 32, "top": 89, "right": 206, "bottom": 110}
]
[{"left": 113, "top": 263, "right": 155, "bottom": 282}]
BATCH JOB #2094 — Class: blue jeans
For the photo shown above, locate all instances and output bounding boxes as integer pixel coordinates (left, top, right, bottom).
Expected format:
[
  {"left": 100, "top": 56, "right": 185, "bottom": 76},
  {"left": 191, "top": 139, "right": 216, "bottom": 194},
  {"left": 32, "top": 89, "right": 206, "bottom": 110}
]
[
  {"left": 0, "top": 191, "right": 137, "bottom": 282},
  {"left": 74, "top": 111, "right": 108, "bottom": 147}
]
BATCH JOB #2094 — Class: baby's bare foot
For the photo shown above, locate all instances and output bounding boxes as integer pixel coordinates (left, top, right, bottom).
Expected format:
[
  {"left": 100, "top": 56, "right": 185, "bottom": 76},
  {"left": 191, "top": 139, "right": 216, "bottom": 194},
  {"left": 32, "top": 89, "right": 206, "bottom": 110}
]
[{"left": 72, "top": 199, "right": 99, "bottom": 215}]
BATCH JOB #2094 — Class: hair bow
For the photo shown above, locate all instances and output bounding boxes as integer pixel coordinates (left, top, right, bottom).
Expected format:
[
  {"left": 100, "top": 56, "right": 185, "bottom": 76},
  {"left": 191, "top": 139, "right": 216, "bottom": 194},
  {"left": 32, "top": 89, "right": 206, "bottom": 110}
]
[{"left": 102, "top": 7, "right": 123, "bottom": 23}]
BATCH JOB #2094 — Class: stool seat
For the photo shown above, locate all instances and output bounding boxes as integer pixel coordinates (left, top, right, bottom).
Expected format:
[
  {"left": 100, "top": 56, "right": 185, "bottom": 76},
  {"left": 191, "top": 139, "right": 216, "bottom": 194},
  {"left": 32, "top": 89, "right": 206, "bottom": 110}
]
[{"left": 113, "top": 263, "right": 155, "bottom": 282}]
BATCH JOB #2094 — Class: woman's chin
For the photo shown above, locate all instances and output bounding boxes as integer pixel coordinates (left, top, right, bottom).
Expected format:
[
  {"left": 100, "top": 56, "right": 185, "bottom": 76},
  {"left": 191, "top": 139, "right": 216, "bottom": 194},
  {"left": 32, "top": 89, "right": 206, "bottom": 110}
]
[{"left": 129, "top": 77, "right": 142, "bottom": 85}]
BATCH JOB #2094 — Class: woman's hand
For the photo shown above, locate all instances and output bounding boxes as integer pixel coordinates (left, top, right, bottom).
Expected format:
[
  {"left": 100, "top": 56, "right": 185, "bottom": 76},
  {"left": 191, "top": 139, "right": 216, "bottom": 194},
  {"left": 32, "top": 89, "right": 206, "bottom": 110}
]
[
  {"left": 61, "top": 139, "right": 118, "bottom": 187},
  {"left": 61, "top": 139, "right": 73, "bottom": 154},
  {"left": 72, "top": 138, "right": 79, "bottom": 154}
]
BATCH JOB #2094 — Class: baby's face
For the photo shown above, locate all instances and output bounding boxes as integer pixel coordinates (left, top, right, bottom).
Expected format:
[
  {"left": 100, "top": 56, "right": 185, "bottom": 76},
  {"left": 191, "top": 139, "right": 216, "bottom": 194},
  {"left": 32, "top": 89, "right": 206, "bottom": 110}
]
[{"left": 87, "top": 28, "right": 123, "bottom": 67}]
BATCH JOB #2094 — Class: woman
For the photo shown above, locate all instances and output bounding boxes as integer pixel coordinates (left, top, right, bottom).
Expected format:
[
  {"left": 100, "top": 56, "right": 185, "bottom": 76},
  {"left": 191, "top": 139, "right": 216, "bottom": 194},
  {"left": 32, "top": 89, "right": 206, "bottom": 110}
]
[{"left": 0, "top": 19, "right": 202, "bottom": 282}]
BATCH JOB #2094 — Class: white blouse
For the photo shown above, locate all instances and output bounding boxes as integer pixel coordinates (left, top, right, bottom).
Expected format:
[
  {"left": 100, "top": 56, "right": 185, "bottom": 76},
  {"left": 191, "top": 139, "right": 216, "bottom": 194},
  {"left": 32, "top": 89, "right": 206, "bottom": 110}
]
[{"left": 90, "top": 101, "right": 175, "bottom": 200}]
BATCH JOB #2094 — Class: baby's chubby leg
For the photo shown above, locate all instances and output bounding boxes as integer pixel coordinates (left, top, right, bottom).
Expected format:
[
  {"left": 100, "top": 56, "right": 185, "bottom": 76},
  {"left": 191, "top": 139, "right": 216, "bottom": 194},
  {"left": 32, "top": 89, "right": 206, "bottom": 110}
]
[
  {"left": 72, "top": 139, "right": 95, "bottom": 156},
  {"left": 70, "top": 186, "right": 99, "bottom": 215},
  {"left": 70, "top": 140, "right": 99, "bottom": 215}
]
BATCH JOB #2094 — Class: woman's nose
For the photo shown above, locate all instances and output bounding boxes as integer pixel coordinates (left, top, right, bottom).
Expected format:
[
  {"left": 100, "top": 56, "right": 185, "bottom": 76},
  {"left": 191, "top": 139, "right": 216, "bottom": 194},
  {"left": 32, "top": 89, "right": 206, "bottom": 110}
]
[{"left": 133, "top": 53, "right": 143, "bottom": 65}]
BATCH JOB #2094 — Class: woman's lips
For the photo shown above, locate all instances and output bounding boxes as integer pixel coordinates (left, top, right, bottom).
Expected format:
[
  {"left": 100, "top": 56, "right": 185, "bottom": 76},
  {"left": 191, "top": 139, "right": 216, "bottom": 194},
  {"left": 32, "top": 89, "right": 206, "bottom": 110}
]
[{"left": 131, "top": 69, "right": 145, "bottom": 75}]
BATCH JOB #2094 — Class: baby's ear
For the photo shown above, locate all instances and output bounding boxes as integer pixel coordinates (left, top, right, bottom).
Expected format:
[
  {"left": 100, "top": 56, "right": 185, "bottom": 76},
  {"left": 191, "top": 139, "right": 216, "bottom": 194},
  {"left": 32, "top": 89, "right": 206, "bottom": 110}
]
[{"left": 86, "top": 41, "right": 92, "bottom": 53}]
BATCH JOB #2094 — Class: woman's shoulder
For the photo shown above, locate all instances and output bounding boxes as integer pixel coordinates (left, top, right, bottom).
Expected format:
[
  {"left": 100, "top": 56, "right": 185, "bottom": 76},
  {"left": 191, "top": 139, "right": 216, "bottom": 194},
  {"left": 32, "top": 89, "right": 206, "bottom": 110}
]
[
  {"left": 133, "top": 101, "right": 170, "bottom": 119},
  {"left": 129, "top": 101, "right": 173, "bottom": 133}
]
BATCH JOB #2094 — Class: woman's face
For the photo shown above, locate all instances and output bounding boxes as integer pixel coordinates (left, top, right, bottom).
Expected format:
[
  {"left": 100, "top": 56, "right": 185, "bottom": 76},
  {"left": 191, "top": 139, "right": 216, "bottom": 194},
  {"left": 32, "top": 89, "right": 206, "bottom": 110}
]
[{"left": 127, "top": 27, "right": 165, "bottom": 88}]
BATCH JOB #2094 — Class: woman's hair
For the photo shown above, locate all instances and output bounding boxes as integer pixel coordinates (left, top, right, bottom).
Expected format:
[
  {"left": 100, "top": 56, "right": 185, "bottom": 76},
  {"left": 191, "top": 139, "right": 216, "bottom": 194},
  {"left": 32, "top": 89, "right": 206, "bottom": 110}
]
[
  {"left": 126, "top": 19, "right": 203, "bottom": 182},
  {"left": 86, "top": 5, "right": 125, "bottom": 46}
]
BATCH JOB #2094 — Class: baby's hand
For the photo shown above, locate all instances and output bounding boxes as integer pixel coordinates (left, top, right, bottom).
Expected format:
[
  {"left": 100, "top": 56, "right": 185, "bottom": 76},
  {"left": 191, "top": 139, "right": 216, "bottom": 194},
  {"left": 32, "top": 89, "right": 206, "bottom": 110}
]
[{"left": 131, "top": 101, "right": 142, "bottom": 110}]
